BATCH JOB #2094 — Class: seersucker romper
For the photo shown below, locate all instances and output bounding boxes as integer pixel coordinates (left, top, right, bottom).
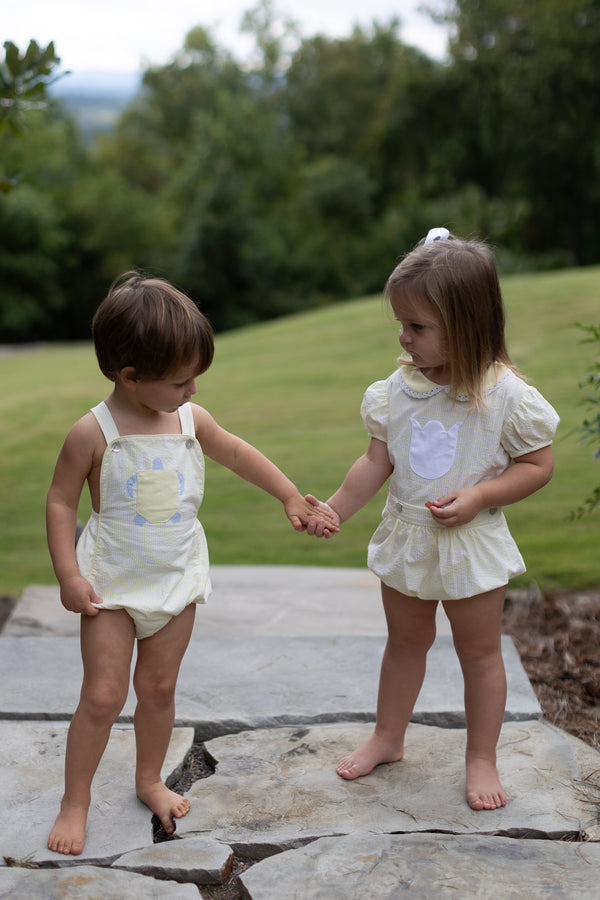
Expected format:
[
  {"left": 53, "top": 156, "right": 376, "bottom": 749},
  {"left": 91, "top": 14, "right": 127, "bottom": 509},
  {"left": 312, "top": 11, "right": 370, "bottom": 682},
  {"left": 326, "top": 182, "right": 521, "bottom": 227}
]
[
  {"left": 363, "top": 363, "right": 560, "bottom": 601},
  {"left": 75, "top": 401, "right": 211, "bottom": 638}
]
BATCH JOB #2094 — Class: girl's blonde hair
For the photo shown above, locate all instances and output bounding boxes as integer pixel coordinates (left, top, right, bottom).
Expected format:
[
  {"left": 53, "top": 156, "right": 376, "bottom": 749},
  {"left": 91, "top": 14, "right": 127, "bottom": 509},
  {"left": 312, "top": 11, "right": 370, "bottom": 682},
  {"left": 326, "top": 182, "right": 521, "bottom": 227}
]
[
  {"left": 92, "top": 272, "right": 214, "bottom": 381},
  {"left": 385, "top": 234, "right": 518, "bottom": 406}
]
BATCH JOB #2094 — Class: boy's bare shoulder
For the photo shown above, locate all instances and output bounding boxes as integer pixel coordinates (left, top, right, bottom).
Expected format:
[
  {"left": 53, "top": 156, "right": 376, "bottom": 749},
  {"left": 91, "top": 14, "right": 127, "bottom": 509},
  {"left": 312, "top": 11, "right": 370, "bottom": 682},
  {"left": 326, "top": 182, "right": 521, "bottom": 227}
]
[
  {"left": 62, "top": 410, "right": 106, "bottom": 458},
  {"left": 189, "top": 402, "right": 216, "bottom": 430}
]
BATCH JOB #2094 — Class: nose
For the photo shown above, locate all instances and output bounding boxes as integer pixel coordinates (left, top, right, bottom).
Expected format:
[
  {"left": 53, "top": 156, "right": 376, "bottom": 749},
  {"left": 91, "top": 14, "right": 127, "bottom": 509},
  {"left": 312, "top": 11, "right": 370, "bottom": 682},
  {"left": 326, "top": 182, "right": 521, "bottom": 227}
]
[
  {"left": 186, "top": 379, "right": 197, "bottom": 397},
  {"left": 399, "top": 326, "right": 410, "bottom": 346}
]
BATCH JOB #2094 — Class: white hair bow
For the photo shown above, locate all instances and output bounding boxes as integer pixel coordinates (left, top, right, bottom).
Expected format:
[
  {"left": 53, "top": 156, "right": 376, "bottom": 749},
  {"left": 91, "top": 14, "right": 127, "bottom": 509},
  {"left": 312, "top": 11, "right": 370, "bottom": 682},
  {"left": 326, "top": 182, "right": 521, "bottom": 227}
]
[{"left": 424, "top": 227, "right": 450, "bottom": 244}]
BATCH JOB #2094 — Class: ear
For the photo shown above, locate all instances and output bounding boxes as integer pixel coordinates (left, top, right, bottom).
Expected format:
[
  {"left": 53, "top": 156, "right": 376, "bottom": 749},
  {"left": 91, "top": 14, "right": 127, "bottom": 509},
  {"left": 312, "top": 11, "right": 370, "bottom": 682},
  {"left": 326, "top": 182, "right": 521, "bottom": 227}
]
[{"left": 119, "top": 366, "right": 139, "bottom": 392}]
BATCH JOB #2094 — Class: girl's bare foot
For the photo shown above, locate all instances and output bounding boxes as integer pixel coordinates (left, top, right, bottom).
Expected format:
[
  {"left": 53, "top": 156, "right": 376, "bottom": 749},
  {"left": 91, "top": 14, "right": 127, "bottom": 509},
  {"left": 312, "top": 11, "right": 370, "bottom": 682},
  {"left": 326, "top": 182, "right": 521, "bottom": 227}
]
[
  {"left": 336, "top": 734, "right": 404, "bottom": 780},
  {"left": 47, "top": 801, "right": 88, "bottom": 855},
  {"left": 465, "top": 755, "right": 506, "bottom": 810},
  {"left": 136, "top": 781, "right": 190, "bottom": 834}
]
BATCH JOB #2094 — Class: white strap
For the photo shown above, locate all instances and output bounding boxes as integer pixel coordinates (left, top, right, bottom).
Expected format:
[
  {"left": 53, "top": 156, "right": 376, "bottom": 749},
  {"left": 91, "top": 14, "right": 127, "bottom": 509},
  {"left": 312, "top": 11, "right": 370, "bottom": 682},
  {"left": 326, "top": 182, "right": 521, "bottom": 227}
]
[
  {"left": 177, "top": 402, "right": 195, "bottom": 437},
  {"left": 91, "top": 400, "right": 195, "bottom": 441},
  {"left": 91, "top": 402, "right": 120, "bottom": 443}
]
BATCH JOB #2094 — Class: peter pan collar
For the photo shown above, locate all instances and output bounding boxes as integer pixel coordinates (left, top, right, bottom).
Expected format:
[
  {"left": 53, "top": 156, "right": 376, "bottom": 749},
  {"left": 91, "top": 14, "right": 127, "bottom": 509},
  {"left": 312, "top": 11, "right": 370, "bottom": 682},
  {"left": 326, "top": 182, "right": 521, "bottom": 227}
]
[{"left": 397, "top": 362, "right": 511, "bottom": 401}]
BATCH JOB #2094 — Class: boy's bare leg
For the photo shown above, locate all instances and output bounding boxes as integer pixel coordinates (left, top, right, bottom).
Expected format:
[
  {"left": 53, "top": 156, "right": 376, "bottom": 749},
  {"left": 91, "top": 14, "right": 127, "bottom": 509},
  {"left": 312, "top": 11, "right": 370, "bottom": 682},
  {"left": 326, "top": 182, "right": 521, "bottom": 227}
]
[
  {"left": 337, "top": 585, "right": 438, "bottom": 779},
  {"left": 48, "top": 609, "right": 135, "bottom": 855},
  {"left": 133, "top": 604, "right": 196, "bottom": 834},
  {"left": 443, "top": 587, "right": 507, "bottom": 810}
]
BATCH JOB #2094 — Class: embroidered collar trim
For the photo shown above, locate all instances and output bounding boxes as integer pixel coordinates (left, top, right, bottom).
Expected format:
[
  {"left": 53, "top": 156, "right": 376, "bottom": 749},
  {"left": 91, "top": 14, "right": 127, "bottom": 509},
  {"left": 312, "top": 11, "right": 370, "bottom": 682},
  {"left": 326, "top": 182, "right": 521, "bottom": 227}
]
[{"left": 397, "top": 363, "right": 511, "bottom": 401}]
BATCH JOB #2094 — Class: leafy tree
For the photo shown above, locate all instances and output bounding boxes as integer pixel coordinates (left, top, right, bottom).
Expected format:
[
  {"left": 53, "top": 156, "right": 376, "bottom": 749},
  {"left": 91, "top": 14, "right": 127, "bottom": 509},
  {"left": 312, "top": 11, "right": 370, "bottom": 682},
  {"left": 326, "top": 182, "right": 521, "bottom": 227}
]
[
  {"left": 0, "top": 105, "right": 85, "bottom": 340},
  {"left": 0, "top": 183, "right": 67, "bottom": 340},
  {"left": 240, "top": 0, "right": 299, "bottom": 84},
  {"left": 126, "top": 26, "right": 244, "bottom": 167},
  {"left": 0, "top": 39, "right": 62, "bottom": 134},
  {"left": 285, "top": 24, "right": 437, "bottom": 189},
  {"left": 1, "top": 39, "right": 63, "bottom": 195},
  {"left": 169, "top": 84, "right": 303, "bottom": 329},
  {"left": 444, "top": 0, "right": 600, "bottom": 264}
]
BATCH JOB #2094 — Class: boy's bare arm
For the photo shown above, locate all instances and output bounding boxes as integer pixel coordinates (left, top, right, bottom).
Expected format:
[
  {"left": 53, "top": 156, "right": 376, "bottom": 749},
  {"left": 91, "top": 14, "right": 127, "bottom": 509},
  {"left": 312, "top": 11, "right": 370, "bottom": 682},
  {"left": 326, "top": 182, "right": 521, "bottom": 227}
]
[
  {"left": 192, "top": 405, "right": 339, "bottom": 533},
  {"left": 47, "top": 416, "right": 103, "bottom": 614}
]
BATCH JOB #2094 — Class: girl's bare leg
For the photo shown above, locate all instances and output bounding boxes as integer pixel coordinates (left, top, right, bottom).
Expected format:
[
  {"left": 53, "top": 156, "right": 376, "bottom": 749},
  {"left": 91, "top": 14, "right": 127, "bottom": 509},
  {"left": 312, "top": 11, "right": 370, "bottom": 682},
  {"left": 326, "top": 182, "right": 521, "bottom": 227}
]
[
  {"left": 47, "top": 609, "right": 135, "bottom": 855},
  {"left": 337, "top": 584, "right": 438, "bottom": 779},
  {"left": 443, "top": 586, "right": 507, "bottom": 810},
  {"left": 133, "top": 604, "right": 196, "bottom": 834}
]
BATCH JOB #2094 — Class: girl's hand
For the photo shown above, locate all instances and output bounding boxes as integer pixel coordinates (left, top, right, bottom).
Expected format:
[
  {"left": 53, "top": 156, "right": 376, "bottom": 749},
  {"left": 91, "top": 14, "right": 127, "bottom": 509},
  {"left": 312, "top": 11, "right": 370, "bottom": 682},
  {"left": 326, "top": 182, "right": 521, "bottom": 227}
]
[
  {"left": 59, "top": 574, "right": 103, "bottom": 616},
  {"left": 304, "top": 495, "right": 341, "bottom": 538},
  {"left": 284, "top": 493, "right": 339, "bottom": 537},
  {"left": 426, "top": 486, "right": 484, "bottom": 527}
]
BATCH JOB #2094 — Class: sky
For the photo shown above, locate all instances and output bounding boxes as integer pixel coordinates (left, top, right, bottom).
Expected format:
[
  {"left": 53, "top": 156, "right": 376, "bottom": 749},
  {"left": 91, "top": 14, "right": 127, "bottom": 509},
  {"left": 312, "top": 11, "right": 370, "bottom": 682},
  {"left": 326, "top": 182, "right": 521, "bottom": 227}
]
[{"left": 4, "top": 1, "right": 449, "bottom": 76}]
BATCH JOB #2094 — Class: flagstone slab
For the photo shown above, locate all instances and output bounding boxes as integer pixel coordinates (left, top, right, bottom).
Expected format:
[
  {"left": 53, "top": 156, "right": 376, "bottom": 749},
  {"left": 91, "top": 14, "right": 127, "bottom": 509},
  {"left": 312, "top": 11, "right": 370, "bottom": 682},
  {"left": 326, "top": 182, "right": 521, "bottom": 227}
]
[
  {"left": 4, "top": 567, "right": 390, "bottom": 638},
  {"left": 0, "top": 635, "right": 540, "bottom": 735},
  {"left": 0, "top": 866, "right": 200, "bottom": 899},
  {"left": 112, "top": 835, "right": 234, "bottom": 884},
  {"left": 0, "top": 723, "right": 194, "bottom": 865},
  {"left": 238, "top": 832, "right": 600, "bottom": 900},
  {"left": 181, "top": 720, "right": 594, "bottom": 850}
]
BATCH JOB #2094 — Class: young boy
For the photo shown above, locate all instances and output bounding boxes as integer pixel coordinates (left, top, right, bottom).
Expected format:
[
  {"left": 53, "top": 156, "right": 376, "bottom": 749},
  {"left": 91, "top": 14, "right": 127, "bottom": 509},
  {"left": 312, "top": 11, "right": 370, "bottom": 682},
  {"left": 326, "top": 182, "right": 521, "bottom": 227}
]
[{"left": 46, "top": 271, "right": 336, "bottom": 855}]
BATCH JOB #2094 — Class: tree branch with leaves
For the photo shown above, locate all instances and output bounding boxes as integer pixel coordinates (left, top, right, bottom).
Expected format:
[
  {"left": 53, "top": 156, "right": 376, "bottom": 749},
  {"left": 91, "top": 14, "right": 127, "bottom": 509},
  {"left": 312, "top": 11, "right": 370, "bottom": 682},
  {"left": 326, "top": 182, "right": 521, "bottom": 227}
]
[{"left": 571, "top": 324, "right": 600, "bottom": 517}]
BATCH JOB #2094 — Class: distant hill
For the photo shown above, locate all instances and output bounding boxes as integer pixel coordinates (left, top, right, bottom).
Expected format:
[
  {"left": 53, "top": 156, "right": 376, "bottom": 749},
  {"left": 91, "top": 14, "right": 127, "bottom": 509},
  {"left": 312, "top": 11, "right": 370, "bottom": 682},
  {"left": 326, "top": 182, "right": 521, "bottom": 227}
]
[{"left": 50, "top": 70, "right": 142, "bottom": 141}]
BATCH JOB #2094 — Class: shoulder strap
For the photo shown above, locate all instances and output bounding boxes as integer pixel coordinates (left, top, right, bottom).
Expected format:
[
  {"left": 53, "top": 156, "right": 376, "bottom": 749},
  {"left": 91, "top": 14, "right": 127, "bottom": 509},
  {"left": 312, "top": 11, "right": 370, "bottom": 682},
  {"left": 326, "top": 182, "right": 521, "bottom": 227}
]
[
  {"left": 177, "top": 402, "right": 195, "bottom": 437},
  {"left": 90, "top": 402, "right": 120, "bottom": 443}
]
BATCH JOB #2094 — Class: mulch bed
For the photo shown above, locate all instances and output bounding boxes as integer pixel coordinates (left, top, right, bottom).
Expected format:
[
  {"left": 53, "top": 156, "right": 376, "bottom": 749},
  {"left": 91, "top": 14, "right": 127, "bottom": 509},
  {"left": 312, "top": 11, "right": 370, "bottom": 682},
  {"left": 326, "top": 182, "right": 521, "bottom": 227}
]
[{"left": 502, "top": 587, "right": 600, "bottom": 750}]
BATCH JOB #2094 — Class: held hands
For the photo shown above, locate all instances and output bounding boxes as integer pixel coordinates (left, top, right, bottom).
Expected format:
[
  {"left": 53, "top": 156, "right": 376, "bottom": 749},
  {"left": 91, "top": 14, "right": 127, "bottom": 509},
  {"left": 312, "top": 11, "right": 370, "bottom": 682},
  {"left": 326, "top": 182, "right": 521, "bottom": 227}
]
[
  {"left": 59, "top": 574, "right": 103, "bottom": 616},
  {"left": 304, "top": 494, "right": 341, "bottom": 538},
  {"left": 284, "top": 492, "right": 339, "bottom": 538},
  {"left": 426, "top": 485, "right": 485, "bottom": 527}
]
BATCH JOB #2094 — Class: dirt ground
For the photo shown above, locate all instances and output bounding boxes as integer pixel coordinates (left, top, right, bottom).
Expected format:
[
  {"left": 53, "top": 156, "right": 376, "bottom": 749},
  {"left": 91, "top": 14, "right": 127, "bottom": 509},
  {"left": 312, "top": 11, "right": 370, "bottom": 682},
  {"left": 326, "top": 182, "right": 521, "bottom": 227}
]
[{"left": 502, "top": 587, "right": 600, "bottom": 750}]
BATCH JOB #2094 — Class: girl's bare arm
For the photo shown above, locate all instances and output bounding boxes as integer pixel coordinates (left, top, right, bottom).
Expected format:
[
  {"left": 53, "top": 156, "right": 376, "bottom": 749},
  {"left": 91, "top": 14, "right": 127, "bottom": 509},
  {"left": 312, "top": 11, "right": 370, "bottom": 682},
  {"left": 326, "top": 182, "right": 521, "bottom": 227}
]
[
  {"left": 306, "top": 437, "right": 393, "bottom": 530},
  {"left": 428, "top": 444, "right": 554, "bottom": 528}
]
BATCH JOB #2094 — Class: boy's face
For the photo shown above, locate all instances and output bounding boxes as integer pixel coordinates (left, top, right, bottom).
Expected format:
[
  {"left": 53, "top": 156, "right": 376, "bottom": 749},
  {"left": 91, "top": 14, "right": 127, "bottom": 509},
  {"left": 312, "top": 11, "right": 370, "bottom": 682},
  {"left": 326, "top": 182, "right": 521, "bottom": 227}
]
[{"left": 128, "top": 359, "right": 199, "bottom": 413}]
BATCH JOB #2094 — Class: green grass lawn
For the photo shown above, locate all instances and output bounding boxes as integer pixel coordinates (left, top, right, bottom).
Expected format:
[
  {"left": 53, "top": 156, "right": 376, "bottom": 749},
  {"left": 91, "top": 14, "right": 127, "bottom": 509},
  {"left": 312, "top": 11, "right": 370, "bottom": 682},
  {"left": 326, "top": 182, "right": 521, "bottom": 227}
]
[{"left": 1, "top": 266, "right": 599, "bottom": 597}]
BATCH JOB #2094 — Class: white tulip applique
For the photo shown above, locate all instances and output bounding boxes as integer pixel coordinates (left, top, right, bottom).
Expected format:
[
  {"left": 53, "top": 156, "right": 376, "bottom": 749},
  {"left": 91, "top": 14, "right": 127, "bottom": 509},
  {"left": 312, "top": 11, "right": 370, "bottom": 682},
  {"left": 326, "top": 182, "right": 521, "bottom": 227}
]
[{"left": 409, "top": 418, "right": 462, "bottom": 480}]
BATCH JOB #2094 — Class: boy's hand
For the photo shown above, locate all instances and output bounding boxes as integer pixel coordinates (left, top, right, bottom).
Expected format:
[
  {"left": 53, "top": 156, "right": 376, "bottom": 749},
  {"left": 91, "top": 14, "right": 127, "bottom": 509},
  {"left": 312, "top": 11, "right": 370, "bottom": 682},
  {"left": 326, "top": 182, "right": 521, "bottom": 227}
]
[
  {"left": 59, "top": 574, "right": 103, "bottom": 616},
  {"left": 284, "top": 492, "right": 339, "bottom": 537},
  {"left": 304, "top": 494, "right": 341, "bottom": 537}
]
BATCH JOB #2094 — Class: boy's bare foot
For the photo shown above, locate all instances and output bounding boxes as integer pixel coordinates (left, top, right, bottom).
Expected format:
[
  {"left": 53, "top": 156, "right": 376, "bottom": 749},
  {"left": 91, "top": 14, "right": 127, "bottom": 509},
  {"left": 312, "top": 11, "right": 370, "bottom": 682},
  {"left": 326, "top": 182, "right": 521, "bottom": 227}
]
[
  {"left": 137, "top": 781, "right": 191, "bottom": 834},
  {"left": 336, "top": 734, "right": 404, "bottom": 780},
  {"left": 465, "top": 755, "right": 506, "bottom": 810},
  {"left": 47, "top": 801, "right": 88, "bottom": 855}
]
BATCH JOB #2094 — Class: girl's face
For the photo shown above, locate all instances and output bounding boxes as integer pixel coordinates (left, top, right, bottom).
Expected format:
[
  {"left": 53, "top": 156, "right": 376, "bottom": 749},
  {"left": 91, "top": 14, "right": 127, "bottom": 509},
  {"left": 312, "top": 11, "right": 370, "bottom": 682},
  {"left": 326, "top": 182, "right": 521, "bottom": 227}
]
[{"left": 391, "top": 294, "right": 450, "bottom": 385}]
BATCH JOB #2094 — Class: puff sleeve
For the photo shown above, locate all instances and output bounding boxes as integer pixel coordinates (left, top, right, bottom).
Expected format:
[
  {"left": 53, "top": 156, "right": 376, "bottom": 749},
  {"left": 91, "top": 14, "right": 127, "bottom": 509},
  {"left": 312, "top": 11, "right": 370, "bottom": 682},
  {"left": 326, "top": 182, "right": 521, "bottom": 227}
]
[
  {"left": 360, "top": 379, "right": 389, "bottom": 443},
  {"left": 501, "top": 385, "right": 560, "bottom": 458}
]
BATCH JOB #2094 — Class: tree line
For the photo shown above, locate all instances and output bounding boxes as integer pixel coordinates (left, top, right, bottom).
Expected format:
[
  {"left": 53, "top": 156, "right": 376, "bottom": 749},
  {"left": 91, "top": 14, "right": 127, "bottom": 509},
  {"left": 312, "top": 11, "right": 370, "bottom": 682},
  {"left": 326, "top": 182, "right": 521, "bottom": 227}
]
[{"left": 1, "top": 0, "right": 599, "bottom": 342}]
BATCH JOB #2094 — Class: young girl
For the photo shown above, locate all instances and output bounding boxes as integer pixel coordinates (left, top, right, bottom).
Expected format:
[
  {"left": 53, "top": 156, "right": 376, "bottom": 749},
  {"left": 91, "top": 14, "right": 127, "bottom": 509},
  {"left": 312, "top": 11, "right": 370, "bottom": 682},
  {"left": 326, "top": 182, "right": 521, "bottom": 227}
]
[
  {"left": 307, "top": 228, "right": 559, "bottom": 810},
  {"left": 46, "top": 272, "right": 336, "bottom": 856}
]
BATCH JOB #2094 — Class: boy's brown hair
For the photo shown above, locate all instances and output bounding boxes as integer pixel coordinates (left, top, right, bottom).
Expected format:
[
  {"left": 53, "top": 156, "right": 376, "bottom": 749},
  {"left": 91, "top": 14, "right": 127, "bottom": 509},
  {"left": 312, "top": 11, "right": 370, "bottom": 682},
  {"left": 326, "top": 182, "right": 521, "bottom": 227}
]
[{"left": 92, "top": 272, "right": 214, "bottom": 381}]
